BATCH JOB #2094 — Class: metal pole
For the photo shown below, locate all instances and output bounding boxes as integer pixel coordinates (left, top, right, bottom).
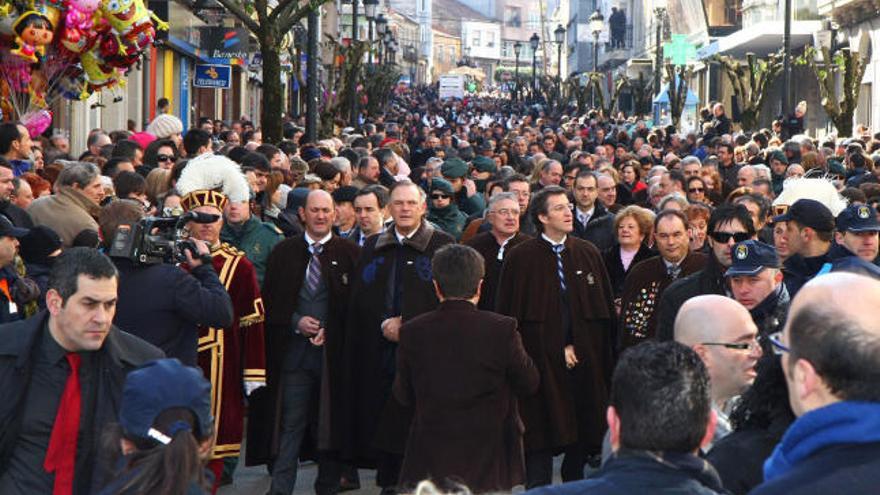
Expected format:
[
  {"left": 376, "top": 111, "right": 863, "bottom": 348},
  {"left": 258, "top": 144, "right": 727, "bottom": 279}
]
[
  {"left": 592, "top": 32, "right": 599, "bottom": 109},
  {"left": 532, "top": 52, "right": 537, "bottom": 103},
  {"left": 514, "top": 53, "right": 520, "bottom": 102},
  {"left": 556, "top": 42, "right": 562, "bottom": 108},
  {"left": 306, "top": 9, "right": 319, "bottom": 142},
  {"left": 654, "top": 11, "right": 663, "bottom": 122},
  {"left": 782, "top": 0, "right": 792, "bottom": 118},
  {"left": 349, "top": 0, "right": 359, "bottom": 128},
  {"left": 368, "top": 20, "right": 374, "bottom": 66}
]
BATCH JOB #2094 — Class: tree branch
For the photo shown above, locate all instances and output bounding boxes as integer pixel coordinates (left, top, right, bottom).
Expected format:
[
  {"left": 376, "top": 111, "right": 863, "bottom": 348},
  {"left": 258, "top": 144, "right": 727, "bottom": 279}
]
[{"left": 212, "top": 0, "right": 260, "bottom": 33}]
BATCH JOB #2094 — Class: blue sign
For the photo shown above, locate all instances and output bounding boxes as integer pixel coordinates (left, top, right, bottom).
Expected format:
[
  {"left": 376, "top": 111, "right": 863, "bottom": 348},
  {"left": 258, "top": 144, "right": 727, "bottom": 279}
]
[{"left": 193, "top": 64, "right": 232, "bottom": 89}]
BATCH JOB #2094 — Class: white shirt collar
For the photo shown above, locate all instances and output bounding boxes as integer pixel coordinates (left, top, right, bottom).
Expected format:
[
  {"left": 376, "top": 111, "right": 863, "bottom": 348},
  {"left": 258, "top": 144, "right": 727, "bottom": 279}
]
[
  {"left": 395, "top": 224, "right": 420, "bottom": 244},
  {"left": 305, "top": 231, "right": 333, "bottom": 248},
  {"left": 541, "top": 233, "right": 567, "bottom": 247}
]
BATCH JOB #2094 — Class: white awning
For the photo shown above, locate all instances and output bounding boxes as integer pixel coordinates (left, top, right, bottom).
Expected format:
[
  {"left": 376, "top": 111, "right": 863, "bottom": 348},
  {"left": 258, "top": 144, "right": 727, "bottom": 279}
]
[{"left": 709, "top": 21, "right": 824, "bottom": 58}]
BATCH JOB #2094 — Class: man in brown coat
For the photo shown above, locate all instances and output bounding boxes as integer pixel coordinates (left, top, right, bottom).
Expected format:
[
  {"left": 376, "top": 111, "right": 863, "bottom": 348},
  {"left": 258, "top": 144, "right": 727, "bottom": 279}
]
[
  {"left": 496, "top": 186, "right": 617, "bottom": 488},
  {"left": 258, "top": 190, "right": 361, "bottom": 494},
  {"left": 618, "top": 210, "right": 706, "bottom": 350},
  {"left": 393, "top": 244, "right": 539, "bottom": 493}
]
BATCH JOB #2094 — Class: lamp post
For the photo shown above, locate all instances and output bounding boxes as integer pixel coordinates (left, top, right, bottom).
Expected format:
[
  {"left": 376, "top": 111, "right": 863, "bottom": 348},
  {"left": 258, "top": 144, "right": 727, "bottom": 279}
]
[
  {"left": 589, "top": 9, "right": 604, "bottom": 110},
  {"left": 529, "top": 32, "right": 539, "bottom": 103},
  {"left": 306, "top": 9, "right": 319, "bottom": 142},
  {"left": 554, "top": 24, "right": 565, "bottom": 109},
  {"left": 513, "top": 41, "right": 522, "bottom": 102},
  {"left": 653, "top": 0, "right": 667, "bottom": 123},
  {"left": 782, "top": 0, "right": 792, "bottom": 118},
  {"left": 345, "top": 0, "right": 360, "bottom": 128},
  {"left": 375, "top": 14, "right": 387, "bottom": 65},
  {"left": 364, "top": 0, "right": 378, "bottom": 66}
]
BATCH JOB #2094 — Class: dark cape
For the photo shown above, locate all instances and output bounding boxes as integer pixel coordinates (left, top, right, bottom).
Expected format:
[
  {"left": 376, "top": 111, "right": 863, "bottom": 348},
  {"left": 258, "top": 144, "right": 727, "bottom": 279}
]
[
  {"left": 618, "top": 252, "right": 707, "bottom": 351},
  {"left": 496, "top": 236, "right": 617, "bottom": 454},
  {"left": 249, "top": 234, "right": 361, "bottom": 464},
  {"left": 602, "top": 243, "right": 656, "bottom": 299},
  {"left": 465, "top": 231, "right": 531, "bottom": 311},
  {"left": 340, "top": 222, "right": 455, "bottom": 465},
  {"left": 656, "top": 254, "right": 728, "bottom": 342}
]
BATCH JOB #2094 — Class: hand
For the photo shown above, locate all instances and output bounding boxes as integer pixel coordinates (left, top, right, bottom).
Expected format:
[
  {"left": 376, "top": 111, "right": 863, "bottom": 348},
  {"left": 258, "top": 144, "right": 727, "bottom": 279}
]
[
  {"left": 309, "top": 328, "right": 326, "bottom": 346},
  {"left": 297, "top": 316, "right": 321, "bottom": 337},
  {"left": 564, "top": 345, "right": 579, "bottom": 369},
  {"left": 381, "top": 316, "right": 402, "bottom": 342},
  {"left": 463, "top": 178, "right": 477, "bottom": 198},
  {"left": 184, "top": 238, "right": 211, "bottom": 268}
]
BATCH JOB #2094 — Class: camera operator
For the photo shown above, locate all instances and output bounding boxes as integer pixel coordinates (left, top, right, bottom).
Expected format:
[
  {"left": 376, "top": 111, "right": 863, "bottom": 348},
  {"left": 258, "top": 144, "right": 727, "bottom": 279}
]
[{"left": 99, "top": 199, "right": 233, "bottom": 365}]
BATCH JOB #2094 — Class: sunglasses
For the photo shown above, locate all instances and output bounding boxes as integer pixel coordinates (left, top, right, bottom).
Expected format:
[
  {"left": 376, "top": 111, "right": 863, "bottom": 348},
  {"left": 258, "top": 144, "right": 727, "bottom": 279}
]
[
  {"left": 157, "top": 154, "right": 175, "bottom": 162},
  {"left": 710, "top": 231, "right": 751, "bottom": 243},
  {"left": 431, "top": 193, "right": 450, "bottom": 200},
  {"left": 689, "top": 187, "right": 704, "bottom": 193}
]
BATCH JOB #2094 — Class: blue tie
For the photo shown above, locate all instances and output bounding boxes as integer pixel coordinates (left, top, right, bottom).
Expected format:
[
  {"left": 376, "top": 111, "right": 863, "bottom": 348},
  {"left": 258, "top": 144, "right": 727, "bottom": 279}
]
[
  {"left": 306, "top": 242, "right": 323, "bottom": 294},
  {"left": 553, "top": 244, "right": 567, "bottom": 292}
]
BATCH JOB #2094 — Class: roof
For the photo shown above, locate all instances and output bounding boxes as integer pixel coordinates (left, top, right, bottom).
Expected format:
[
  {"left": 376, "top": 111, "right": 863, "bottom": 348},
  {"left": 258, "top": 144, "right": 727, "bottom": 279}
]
[{"left": 431, "top": 0, "right": 495, "bottom": 36}]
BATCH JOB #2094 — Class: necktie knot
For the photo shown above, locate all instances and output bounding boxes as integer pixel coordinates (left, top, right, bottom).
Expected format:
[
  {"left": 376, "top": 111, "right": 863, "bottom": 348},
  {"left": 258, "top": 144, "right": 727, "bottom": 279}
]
[
  {"left": 312, "top": 242, "right": 323, "bottom": 255},
  {"left": 667, "top": 264, "right": 681, "bottom": 279},
  {"left": 553, "top": 244, "right": 564, "bottom": 255},
  {"left": 66, "top": 352, "right": 80, "bottom": 372}
]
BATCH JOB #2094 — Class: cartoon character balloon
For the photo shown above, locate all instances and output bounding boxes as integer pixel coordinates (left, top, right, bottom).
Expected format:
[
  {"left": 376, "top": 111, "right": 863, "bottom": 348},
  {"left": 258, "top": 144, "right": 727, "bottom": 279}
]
[
  {"left": 99, "top": 0, "right": 167, "bottom": 67},
  {"left": 61, "top": 0, "right": 101, "bottom": 53},
  {"left": 11, "top": 11, "right": 54, "bottom": 63}
]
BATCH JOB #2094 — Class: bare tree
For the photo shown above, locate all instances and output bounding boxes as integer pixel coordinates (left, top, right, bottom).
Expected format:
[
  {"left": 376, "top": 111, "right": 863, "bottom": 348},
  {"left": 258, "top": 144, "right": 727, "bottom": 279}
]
[
  {"left": 797, "top": 45, "right": 868, "bottom": 138},
  {"left": 712, "top": 51, "right": 784, "bottom": 132}
]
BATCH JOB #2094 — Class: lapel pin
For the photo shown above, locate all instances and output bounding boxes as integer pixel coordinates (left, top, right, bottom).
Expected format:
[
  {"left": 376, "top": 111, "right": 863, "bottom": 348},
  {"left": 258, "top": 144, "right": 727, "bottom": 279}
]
[
  {"left": 587, "top": 273, "right": 595, "bottom": 285},
  {"left": 331, "top": 260, "right": 338, "bottom": 266},
  {"left": 407, "top": 260, "right": 414, "bottom": 265},
  {"left": 576, "top": 270, "right": 583, "bottom": 275}
]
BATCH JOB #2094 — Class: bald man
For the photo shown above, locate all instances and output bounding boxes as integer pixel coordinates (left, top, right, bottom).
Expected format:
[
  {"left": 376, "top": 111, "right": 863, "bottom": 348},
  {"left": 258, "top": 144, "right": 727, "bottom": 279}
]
[
  {"left": 674, "top": 295, "right": 763, "bottom": 448},
  {"left": 752, "top": 273, "right": 880, "bottom": 494}
]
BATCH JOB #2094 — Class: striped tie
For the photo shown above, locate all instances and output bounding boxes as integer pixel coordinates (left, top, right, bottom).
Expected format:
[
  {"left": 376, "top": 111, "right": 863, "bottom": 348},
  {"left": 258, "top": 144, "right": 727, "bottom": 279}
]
[
  {"left": 306, "top": 242, "right": 323, "bottom": 294},
  {"left": 553, "top": 244, "right": 567, "bottom": 292}
]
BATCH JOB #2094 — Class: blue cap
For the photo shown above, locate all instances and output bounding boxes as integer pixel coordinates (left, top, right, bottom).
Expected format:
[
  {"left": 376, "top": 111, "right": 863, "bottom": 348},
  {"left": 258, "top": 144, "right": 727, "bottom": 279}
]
[
  {"left": 119, "top": 359, "right": 213, "bottom": 445},
  {"left": 725, "top": 240, "right": 781, "bottom": 277},
  {"left": 836, "top": 204, "right": 880, "bottom": 233},
  {"left": 772, "top": 199, "right": 835, "bottom": 232}
]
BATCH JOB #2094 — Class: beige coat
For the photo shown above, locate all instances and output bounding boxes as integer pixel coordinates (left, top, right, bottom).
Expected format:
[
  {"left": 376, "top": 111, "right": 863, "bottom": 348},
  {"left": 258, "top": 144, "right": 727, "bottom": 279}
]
[{"left": 28, "top": 186, "right": 101, "bottom": 247}]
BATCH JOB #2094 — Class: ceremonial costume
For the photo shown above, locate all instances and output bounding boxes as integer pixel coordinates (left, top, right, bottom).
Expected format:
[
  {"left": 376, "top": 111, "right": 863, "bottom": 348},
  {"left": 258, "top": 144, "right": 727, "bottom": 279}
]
[{"left": 465, "top": 231, "right": 530, "bottom": 311}]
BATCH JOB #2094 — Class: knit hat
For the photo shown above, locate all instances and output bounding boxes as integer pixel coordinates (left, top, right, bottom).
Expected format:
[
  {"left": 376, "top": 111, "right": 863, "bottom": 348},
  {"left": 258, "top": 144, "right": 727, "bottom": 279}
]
[
  {"left": 768, "top": 150, "right": 788, "bottom": 165},
  {"left": 431, "top": 178, "right": 455, "bottom": 195},
  {"left": 471, "top": 155, "right": 496, "bottom": 174},
  {"left": 300, "top": 147, "right": 322, "bottom": 162},
  {"left": 129, "top": 132, "right": 156, "bottom": 150},
  {"left": 441, "top": 157, "right": 468, "bottom": 179},
  {"left": 146, "top": 114, "right": 184, "bottom": 139},
  {"left": 19, "top": 225, "right": 62, "bottom": 265}
]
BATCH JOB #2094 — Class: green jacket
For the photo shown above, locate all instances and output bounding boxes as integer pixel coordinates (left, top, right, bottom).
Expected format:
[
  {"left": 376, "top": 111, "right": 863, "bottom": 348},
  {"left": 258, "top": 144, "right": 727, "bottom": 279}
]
[
  {"left": 220, "top": 216, "right": 283, "bottom": 285},
  {"left": 428, "top": 204, "right": 468, "bottom": 241}
]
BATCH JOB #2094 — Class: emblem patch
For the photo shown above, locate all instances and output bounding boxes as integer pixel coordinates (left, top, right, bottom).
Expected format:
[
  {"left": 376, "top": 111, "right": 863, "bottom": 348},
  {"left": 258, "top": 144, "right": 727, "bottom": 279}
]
[{"left": 735, "top": 244, "right": 748, "bottom": 260}]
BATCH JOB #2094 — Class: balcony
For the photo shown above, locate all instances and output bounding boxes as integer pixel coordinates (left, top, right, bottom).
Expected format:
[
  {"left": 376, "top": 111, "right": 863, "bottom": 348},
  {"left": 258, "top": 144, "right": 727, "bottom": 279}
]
[
  {"left": 818, "top": 0, "right": 875, "bottom": 26},
  {"left": 596, "top": 25, "right": 633, "bottom": 70}
]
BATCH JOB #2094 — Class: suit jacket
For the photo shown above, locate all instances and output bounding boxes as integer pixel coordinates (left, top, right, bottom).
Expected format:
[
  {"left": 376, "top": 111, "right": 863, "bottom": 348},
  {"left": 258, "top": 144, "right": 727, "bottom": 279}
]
[
  {"left": 618, "top": 252, "right": 707, "bottom": 351},
  {"left": 571, "top": 203, "right": 609, "bottom": 240},
  {"left": 655, "top": 255, "right": 728, "bottom": 342},
  {"left": 496, "top": 236, "right": 617, "bottom": 453},
  {"left": 341, "top": 221, "right": 455, "bottom": 464},
  {"left": 394, "top": 300, "right": 539, "bottom": 493},
  {"left": 253, "top": 234, "right": 360, "bottom": 462},
  {"left": 465, "top": 231, "right": 530, "bottom": 311}
]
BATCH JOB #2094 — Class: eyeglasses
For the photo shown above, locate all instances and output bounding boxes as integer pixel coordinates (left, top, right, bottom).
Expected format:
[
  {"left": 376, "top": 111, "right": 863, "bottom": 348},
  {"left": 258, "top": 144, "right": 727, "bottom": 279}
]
[
  {"left": 710, "top": 231, "right": 751, "bottom": 243},
  {"left": 157, "top": 154, "right": 175, "bottom": 163},
  {"left": 431, "top": 193, "right": 450, "bottom": 200},
  {"left": 767, "top": 331, "right": 789, "bottom": 355},
  {"left": 701, "top": 340, "right": 761, "bottom": 352},
  {"left": 689, "top": 187, "right": 704, "bottom": 193},
  {"left": 490, "top": 208, "right": 520, "bottom": 217}
]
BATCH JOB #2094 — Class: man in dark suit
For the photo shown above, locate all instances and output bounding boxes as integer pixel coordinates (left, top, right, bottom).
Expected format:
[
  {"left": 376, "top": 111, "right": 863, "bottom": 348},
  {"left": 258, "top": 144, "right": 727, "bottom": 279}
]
[
  {"left": 393, "top": 244, "right": 539, "bottom": 492},
  {"left": 465, "top": 192, "right": 530, "bottom": 311},
  {"left": 260, "top": 190, "right": 361, "bottom": 494},
  {"left": 570, "top": 171, "right": 612, "bottom": 250},
  {"left": 496, "top": 186, "right": 618, "bottom": 488}
]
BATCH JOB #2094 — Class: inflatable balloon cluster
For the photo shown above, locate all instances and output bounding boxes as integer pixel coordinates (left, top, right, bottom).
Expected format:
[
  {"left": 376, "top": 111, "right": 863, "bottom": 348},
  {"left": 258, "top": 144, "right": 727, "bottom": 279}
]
[{"left": 0, "top": 0, "right": 167, "bottom": 137}]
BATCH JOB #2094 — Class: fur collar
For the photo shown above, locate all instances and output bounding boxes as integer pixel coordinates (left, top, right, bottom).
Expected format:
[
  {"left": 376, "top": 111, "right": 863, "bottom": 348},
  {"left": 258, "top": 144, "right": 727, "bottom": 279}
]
[{"left": 375, "top": 221, "right": 435, "bottom": 252}]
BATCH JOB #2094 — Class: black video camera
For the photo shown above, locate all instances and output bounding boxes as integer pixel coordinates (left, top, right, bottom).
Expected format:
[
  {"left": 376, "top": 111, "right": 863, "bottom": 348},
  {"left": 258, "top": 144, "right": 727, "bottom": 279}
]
[{"left": 108, "top": 211, "right": 220, "bottom": 265}]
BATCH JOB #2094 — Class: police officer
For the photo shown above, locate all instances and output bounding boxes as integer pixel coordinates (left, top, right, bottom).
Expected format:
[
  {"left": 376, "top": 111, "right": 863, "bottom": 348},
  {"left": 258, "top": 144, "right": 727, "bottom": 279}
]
[
  {"left": 725, "top": 240, "right": 790, "bottom": 342},
  {"left": 831, "top": 204, "right": 880, "bottom": 265},
  {"left": 221, "top": 199, "right": 283, "bottom": 285},
  {"left": 772, "top": 199, "right": 834, "bottom": 296}
]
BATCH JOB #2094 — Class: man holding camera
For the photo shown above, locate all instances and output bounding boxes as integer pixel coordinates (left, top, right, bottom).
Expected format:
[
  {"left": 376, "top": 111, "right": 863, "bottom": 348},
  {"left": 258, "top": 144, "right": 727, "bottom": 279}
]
[
  {"left": 101, "top": 200, "right": 234, "bottom": 366},
  {"left": 176, "top": 154, "right": 267, "bottom": 486}
]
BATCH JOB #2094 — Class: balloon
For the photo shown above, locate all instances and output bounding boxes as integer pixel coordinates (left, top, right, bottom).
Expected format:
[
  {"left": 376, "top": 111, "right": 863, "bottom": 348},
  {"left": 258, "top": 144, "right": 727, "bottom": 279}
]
[
  {"left": 20, "top": 108, "right": 53, "bottom": 137},
  {"left": 60, "top": 0, "right": 100, "bottom": 53},
  {"left": 10, "top": 11, "right": 54, "bottom": 63}
]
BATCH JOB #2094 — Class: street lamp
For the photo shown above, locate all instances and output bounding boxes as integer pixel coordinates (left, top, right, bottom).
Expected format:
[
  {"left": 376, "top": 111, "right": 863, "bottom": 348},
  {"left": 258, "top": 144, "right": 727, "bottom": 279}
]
[
  {"left": 375, "top": 14, "right": 387, "bottom": 65},
  {"left": 529, "top": 32, "right": 539, "bottom": 103},
  {"left": 782, "top": 0, "right": 792, "bottom": 118},
  {"left": 364, "top": 0, "right": 379, "bottom": 66},
  {"left": 513, "top": 41, "right": 522, "bottom": 102},
  {"left": 383, "top": 30, "right": 392, "bottom": 64},
  {"left": 589, "top": 9, "right": 604, "bottom": 109},
  {"left": 653, "top": 0, "right": 667, "bottom": 122},
  {"left": 342, "top": 0, "right": 360, "bottom": 127},
  {"left": 554, "top": 24, "right": 565, "bottom": 108}
]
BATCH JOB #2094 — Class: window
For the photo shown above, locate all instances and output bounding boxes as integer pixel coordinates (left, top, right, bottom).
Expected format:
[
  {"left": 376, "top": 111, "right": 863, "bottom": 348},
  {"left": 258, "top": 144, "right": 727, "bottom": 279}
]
[
  {"left": 526, "top": 12, "right": 541, "bottom": 30},
  {"left": 487, "top": 31, "right": 495, "bottom": 48},
  {"left": 472, "top": 30, "right": 481, "bottom": 47},
  {"left": 505, "top": 7, "right": 522, "bottom": 27}
]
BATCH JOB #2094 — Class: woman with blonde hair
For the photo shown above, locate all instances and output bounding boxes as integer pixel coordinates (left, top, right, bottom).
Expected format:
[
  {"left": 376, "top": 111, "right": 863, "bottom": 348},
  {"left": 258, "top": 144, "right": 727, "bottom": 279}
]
[{"left": 603, "top": 205, "right": 656, "bottom": 306}]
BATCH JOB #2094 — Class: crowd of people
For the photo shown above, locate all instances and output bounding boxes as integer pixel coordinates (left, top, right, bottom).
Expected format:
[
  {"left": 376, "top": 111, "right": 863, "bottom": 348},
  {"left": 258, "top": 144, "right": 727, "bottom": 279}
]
[{"left": 0, "top": 89, "right": 877, "bottom": 495}]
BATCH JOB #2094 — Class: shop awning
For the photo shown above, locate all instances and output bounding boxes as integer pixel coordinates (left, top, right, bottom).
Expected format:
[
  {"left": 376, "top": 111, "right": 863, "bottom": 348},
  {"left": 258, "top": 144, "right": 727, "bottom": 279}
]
[{"left": 697, "top": 21, "right": 823, "bottom": 59}]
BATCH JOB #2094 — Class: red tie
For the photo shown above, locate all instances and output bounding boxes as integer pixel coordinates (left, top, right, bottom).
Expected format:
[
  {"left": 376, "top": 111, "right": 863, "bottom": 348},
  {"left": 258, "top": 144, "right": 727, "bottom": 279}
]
[{"left": 43, "top": 352, "right": 82, "bottom": 495}]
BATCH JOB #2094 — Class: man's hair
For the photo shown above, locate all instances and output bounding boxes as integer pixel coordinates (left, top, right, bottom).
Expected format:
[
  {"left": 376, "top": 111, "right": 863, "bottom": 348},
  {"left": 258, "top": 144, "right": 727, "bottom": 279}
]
[
  {"left": 575, "top": 169, "right": 599, "bottom": 185},
  {"left": 256, "top": 143, "right": 281, "bottom": 163},
  {"left": 113, "top": 171, "right": 147, "bottom": 200},
  {"left": 57, "top": 162, "right": 101, "bottom": 189},
  {"left": 503, "top": 173, "right": 530, "bottom": 188},
  {"left": 87, "top": 131, "right": 109, "bottom": 149},
  {"left": 431, "top": 244, "right": 485, "bottom": 299},
  {"left": 654, "top": 209, "right": 689, "bottom": 233},
  {"left": 99, "top": 199, "right": 144, "bottom": 249},
  {"left": 48, "top": 247, "right": 119, "bottom": 303},
  {"left": 373, "top": 148, "right": 396, "bottom": 167},
  {"left": 389, "top": 179, "right": 426, "bottom": 203},
  {"left": 357, "top": 156, "right": 376, "bottom": 171},
  {"left": 541, "top": 159, "right": 562, "bottom": 173},
  {"left": 708, "top": 203, "right": 756, "bottom": 235},
  {"left": 103, "top": 157, "right": 132, "bottom": 179},
  {"left": 111, "top": 139, "right": 142, "bottom": 161},
  {"left": 240, "top": 151, "right": 270, "bottom": 172},
  {"left": 487, "top": 192, "right": 518, "bottom": 212},
  {"left": 611, "top": 341, "right": 711, "bottom": 452},
  {"left": 157, "top": 97, "right": 169, "bottom": 109},
  {"left": 666, "top": 170, "right": 686, "bottom": 190},
  {"left": 183, "top": 129, "right": 212, "bottom": 156},
  {"left": 0, "top": 123, "right": 22, "bottom": 155},
  {"left": 355, "top": 184, "right": 389, "bottom": 209},
  {"left": 529, "top": 185, "right": 568, "bottom": 233},
  {"left": 733, "top": 193, "right": 770, "bottom": 222},
  {"left": 788, "top": 306, "right": 880, "bottom": 402}
]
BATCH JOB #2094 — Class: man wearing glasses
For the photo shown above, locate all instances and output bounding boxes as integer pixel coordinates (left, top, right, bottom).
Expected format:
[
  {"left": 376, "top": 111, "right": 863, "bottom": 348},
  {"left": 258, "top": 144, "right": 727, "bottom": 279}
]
[
  {"left": 657, "top": 204, "right": 757, "bottom": 340},
  {"left": 726, "top": 240, "right": 790, "bottom": 342},
  {"left": 753, "top": 273, "right": 880, "bottom": 494},
  {"left": 674, "top": 294, "right": 763, "bottom": 448}
]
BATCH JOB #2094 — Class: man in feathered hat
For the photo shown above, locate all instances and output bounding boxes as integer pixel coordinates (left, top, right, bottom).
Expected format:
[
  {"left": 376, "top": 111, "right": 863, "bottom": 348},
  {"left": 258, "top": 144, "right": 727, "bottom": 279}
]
[{"left": 176, "top": 154, "right": 267, "bottom": 486}]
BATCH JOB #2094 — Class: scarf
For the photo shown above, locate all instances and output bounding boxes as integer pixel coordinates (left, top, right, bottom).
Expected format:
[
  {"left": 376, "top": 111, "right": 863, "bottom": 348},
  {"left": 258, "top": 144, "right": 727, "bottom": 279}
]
[{"left": 764, "top": 401, "right": 880, "bottom": 482}]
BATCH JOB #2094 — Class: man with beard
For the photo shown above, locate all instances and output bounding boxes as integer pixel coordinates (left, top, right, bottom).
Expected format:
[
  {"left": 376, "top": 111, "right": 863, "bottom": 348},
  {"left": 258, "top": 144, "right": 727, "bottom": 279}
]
[
  {"left": 496, "top": 186, "right": 617, "bottom": 487},
  {"left": 465, "top": 192, "right": 530, "bottom": 311},
  {"left": 176, "top": 155, "right": 267, "bottom": 487},
  {"left": 341, "top": 180, "right": 454, "bottom": 493},
  {"left": 618, "top": 210, "right": 706, "bottom": 350}
]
